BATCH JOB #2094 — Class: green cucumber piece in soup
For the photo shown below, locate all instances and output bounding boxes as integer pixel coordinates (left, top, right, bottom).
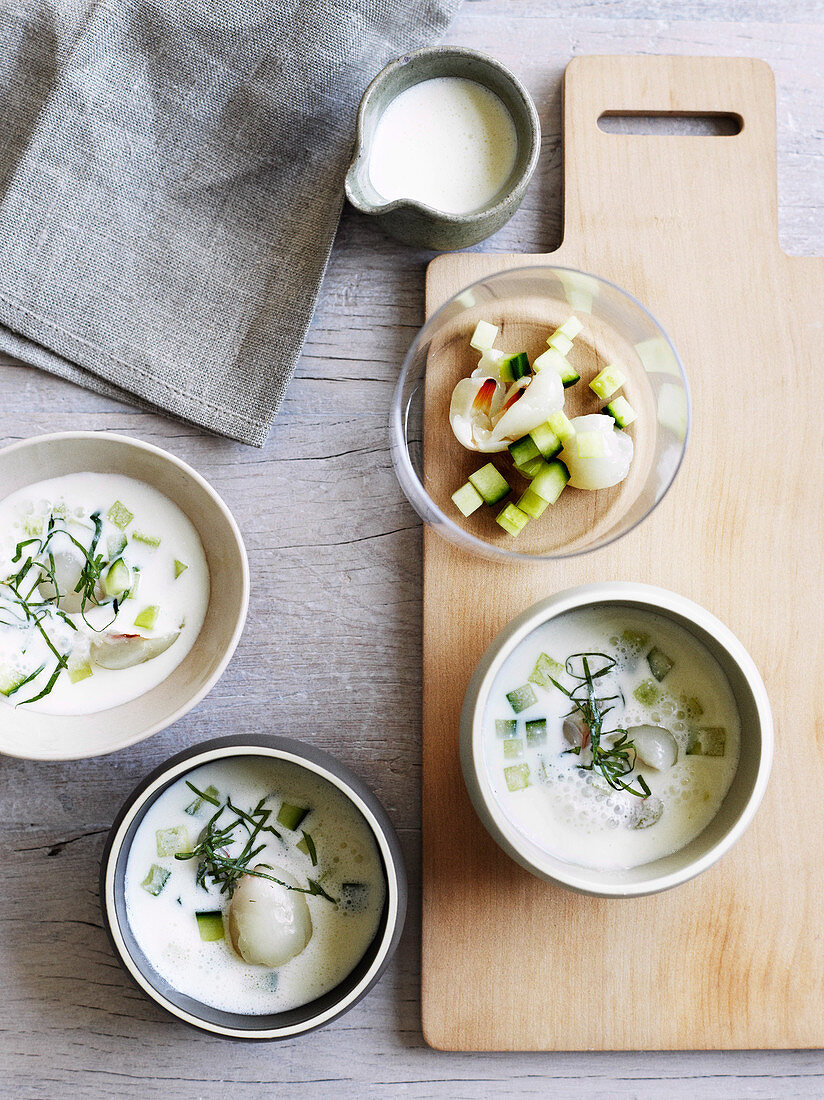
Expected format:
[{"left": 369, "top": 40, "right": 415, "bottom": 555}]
[
  {"left": 196, "top": 910, "right": 225, "bottom": 942},
  {"left": 495, "top": 719, "right": 517, "bottom": 737},
  {"left": 156, "top": 825, "right": 190, "bottom": 857},
  {"left": 107, "top": 501, "right": 134, "bottom": 529},
  {"left": 132, "top": 530, "right": 161, "bottom": 548},
  {"left": 503, "top": 738, "right": 523, "bottom": 758},
  {"left": 174, "top": 559, "right": 189, "bottom": 578},
  {"left": 504, "top": 763, "right": 530, "bottom": 791},
  {"left": 277, "top": 802, "right": 309, "bottom": 831},
  {"left": 525, "top": 718, "right": 547, "bottom": 743},
  {"left": 506, "top": 683, "right": 537, "bottom": 713},
  {"left": 142, "top": 864, "right": 170, "bottom": 896},
  {"left": 340, "top": 883, "right": 369, "bottom": 913},
  {"left": 634, "top": 678, "right": 661, "bottom": 707},
  {"left": 102, "top": 559, "right": 131, "bottom": 599},
  {"left": 528, "top": 652, "right": 564, "bottom": 689},
  {"left": 647, "top": 646, "right": 674, "bottom": 681},
  {"left": 184, "top": 783, "right": 219, "bottom": 815},
  {"left": 133, "top": 605, "right": 159, "bottom": 630},
  {"left": 468, "top": 463, "right": 510, "bottom": 506}
]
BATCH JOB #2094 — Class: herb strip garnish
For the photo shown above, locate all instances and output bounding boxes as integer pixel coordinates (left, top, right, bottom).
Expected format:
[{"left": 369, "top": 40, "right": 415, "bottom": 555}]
[
  {"left": 550, "top": 652, "right": 651, "bottom": 799},
  {"left": 175, "top": 783, "right": 337, "bottom": 904}
]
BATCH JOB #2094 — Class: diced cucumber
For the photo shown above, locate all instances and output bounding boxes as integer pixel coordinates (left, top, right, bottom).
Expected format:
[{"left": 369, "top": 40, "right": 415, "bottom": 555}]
[
  {"left": 529, "top": 653, "right": 565, "bottom": 688},
  {"left": 470, "top": 320, "right": 498, "bottom": 352},
  {"left": 184, "top": 784, "right": 219, "bottom": 815},
  {"left": 530, "top": 460, "right": 569, "bottom": 505},
  {"left": 590, "top": 365, "right": 626, "bottom": 400},
  {"left": 23, "top": 514, "right": 44, "bottom": 537},
  {"left": 621, "top": 629, "right": 650, "bottom": 649},
  {"left": 647, "top": 646, "right": 674, "bottom": 682},
  {"left": 133, "top": 531, "right": 161, "bottom": 548},
  {"left": 532, "top": 348, "right": 568, "bottom": 375},
  {"left": 107, "top": 532, "right": 127, "bottom": 558},
  {"left": 575, "top": 431, "right": 605, "bottom": 459},
  {"left": 0, "top": 664, "right": 28, "bottom": 697},
  {"left": 142, "top": 864, "right": 170, "bottom": 896},
  {"left": 67, "top": 661, "right": 93, "bottom": 684},
  {"left": 503, "top": 738, "right": 523, "bottom": 759},
  {"left": 555, "top": 316, "right": 583, "bottom": 340},
  {"left": 508, "top": 435, "right": 540, "bottom": 467},
  {"left": 126, "top": 566, "right": 141, "bottom": 599},
  {"left": 506, "top": 684, "right": 538, "bottom": 713},
  {"left": 517, "top": 487, "right": 549, "bottom": 519},
  {"left": 468, "top": 463, "right": 510, "bottom": 506},
  {"left": 103, "top": 559, "right": 131, "bottom": 599},
  {"left": 547, "top": 331, "right": 573, "bottom": 356},
  {"left": 134, "top": 605, "right": 159, "bottom": 630},
  {"left": 277, "top": 802, "right": 309, "bottom": 830},
  {"left": 496, "top": 719, "right": 517, "bottom": 737},
  {"left": 634, "top": 679, "right": 661, "bottom": 707},
  {"left": 515, "top": 456, "right": 544, "bottom": 480},
  {"left": 108, "top": 501, "right": 134, "bottom": 529},
  {"left": 605, "top": 395, "right": 637, "bottom": 428},
  {"left": 555, "top": 358, "right": 581, "bottom": 388},
  {"left": 196, "top": 910, "right": 225, "bottom": 942},
  {"left": 156, "top": 825, "right": 190, "bottom": 857},
  {"left": 452, "top": 482, "right": 484, "bottom": 518},
  {"left": 174, "top": 559, "right": 188, "bottom": 579},
  {"left": 498, "top": 352, "right": 531, "bottom": 387},
  {"left": 504, "top": 763, "right": 531, "bottom": 791},
  {"left": 525, "top": 718, "right": 547, "bottom": 743},
  {"left": 682, "top": 695, "right": 704, "bottom": 718},
  {"left": 495, "top": 503, "right": 529, "bottom": 537},
  {"left": 547, "top": 410, "right": 576, "bottom": 442},
  {"left": 340, "top": 883, "right": 369, "bottom": 913},
  {"left": 529, "top": 422, "right": 562, "bottom": 459},
  {"left": 686, "top": 727, "right": 726, "bottom": 757}
]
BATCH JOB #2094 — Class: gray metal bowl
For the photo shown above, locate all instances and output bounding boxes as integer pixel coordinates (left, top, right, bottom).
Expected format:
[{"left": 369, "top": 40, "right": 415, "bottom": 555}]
[
  {"left": 100, "top": 735, "right": 407, "bottom": 1038},
  {"left": 345, "top": 46, "right": 540, "bottom": 250}
]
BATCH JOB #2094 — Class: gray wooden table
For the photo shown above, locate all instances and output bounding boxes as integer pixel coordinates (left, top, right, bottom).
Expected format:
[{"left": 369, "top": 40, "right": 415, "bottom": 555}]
[{"left": 2, "top": 1, "right": 822, "bottom": 1096}]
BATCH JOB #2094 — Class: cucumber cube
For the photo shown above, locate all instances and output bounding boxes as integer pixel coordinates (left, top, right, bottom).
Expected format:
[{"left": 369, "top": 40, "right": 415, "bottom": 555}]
[
  {"left": 529, "top": 422, "right": 562, "bottom": 459},
  {"left": 501, "top": 351, "right": 531, "bottom": 383},
  {"left": 141, "top": 864, "right": 170, "bottom": 896},
  {"left": 605, "top": 395, "right": 637, "bottom": 427},
  {"left": 495, "top": 503, "right": 529, "bottom": 537},
  {"left": 531, "top": 460, "right": 569, "bottom": 505},
  {"left": 687, "top": 727, "right": 727, "bottom": 757},
  {"left": 529, "top": 653, "right": 565, "bottom": 688},
  {"left": 452, "top": 482, "right": 484, "bottom": 517},
  {"left": 647, "top": 646, "right": 674, "bottom": 682},
  {"left": 470, "top": 320, "right": 498, "bottom": 352},
  {"left": 532, "top": 348, "right": 568, "bottom": 375},
  {"left": 184, "top": 784, "right": 219, "bottom": 815},
  {"left": 496, "top": 719, "right": 517, "bottom": 737},
  {"left": 555, "top": 316, "right": 583, "bottom": 340},
  {"left": 156, "top": 825, "right": 190, "bottom": 857},
  {"left": 506, "top": 684, "right": 538, "bottom": 713},
  {"left": 103, "top": 559, "right": 131, "bottom": 599},
  {"left": 525, "top": 718, "right": 547, "bottom": 743},
  {"left": 126, "top": 567, "right": 141, "bottom": 599},
  {"left": 503, "top": 738, "right": 524, "bottom": 758},
  {"left": 547, "top": 331, "right": 573, "bottom": 355},
  {"left": 67, "top": 661, "right": 93, "bottom": 684},
  {"left": 576, "top": 431, "right": 605, "bottom": 459},
  {"left": 277, "top": 802, "right": 309, "bottom": 830},
  {"left": 340, "top": 883, "right": 369, "bottom": 913},
  {"left": 0, "top": 664, "right": 27, "bottom": 697},
  {"left": 23, "top": 514, "right": 44, "bottom": 537},
  {"left": 107, "top": 532, "right": 127, "bottom": 558},
  {"left": 504, "top": 763, "right": 531, "bottom": 792},
  {"left": 508, "top": 435, "right": 541, "bottom": 467},
  {"left": 547, "top": 410, "right": 576, "bottom": 442},
  {"left": 134, "top": 605, "right": 159, "bottom": 630},
  {"left": 682, "top": 695, "right": 704, "bottom": 718},
  {"left": 621, "top": 629, "right": 650, "bottom": 649},
  {"left": 590, "top": 364, "right": 627, "bottom": 400},
  {"left": 174, "top": 559, "right": 189, "bottom": 579},
  {"left": 515, "top": 456, "right": 544, "bottom": 479},
  {"left": 555, "top": 359, "right": 581, "bottom": 388},
  {"left": 517, "top": 487, "right": 549, "bottom": 518},
  {"left": 634, "top": 679, "right": 661, "bottom": 707},
  {"left": 468, "top": 463, "right": 510, "bottom": 505},
  {"left": 133, "top": 530, "right": 161, "bottom": 548},
  {"left": 196, "top": 910, "right": 225, "bottom": 942},
  {"left": 108, "top": 501, "right": 134, "bottom": 529}
]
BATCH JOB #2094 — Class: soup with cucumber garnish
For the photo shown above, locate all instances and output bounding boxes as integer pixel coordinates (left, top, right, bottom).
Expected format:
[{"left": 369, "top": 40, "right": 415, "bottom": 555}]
[
  {"left": 124, "top": 756, "right": 387, "bottom": 1014},
  {"left": 0, "top": 472, "right": 209, "bottom": 714},
  {"left": 484, "top": 607, "right": 740, "bottom": 870}
]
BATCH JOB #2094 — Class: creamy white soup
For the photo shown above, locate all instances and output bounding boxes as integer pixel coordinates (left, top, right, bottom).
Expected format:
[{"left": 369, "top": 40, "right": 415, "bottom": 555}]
[
  {"left": 0, "top": 473, "right": 209, "bottom": 714},
  {"left": 124, "top": 756, "right": 387, "bottom": 1015},
  {"left": 484, "top": 608, "right": 740, "bottom": 870}
]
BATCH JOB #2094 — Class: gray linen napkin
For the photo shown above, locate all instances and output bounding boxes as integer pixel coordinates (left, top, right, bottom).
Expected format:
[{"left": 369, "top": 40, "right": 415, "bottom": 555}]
[{"left": 0, "top": 0, "right": 460, "bottom": 446}]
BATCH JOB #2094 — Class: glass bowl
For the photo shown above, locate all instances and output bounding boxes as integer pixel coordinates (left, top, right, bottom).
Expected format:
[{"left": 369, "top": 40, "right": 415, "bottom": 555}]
[{"left": 390, "top": 265, "right": 690, "bottom": 561}]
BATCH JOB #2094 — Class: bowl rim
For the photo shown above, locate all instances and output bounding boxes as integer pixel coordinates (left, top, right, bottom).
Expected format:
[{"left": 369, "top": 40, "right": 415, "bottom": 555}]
[
  {"left": 390, "top": 263, "right": 691, "bottom": 563},
  {"left": 460, "top": 581, "right": 773, "bottom": 897},
  {"left": 345, "top": 45, "right": 541, "bottom": 224},
  {"left": 0, "top": 430, "right": 250, "bottom": 760},
  {"left": 100, "top": 736, "right": 407, "bottom": 1039}
]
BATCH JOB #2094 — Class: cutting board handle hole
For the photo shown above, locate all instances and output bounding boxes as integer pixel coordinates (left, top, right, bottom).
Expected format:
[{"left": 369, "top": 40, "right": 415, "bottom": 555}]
[{"left": 598, "top": 112, "right": 743, "bottom": 136}]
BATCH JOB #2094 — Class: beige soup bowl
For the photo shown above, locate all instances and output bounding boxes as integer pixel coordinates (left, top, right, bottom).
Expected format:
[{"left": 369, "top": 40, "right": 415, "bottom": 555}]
[{"left": 0, "top": 432, "right": 249, "bottom": 760}]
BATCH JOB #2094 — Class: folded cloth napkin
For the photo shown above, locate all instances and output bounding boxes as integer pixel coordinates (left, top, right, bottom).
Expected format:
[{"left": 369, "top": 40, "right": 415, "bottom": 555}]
[{"left": 0, "top": 0, "right": 460, "bottom": 445}]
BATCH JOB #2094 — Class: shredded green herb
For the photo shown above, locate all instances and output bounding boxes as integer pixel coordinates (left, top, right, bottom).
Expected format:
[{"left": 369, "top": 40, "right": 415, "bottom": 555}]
[{"left": 550, "top": 652, "right": 651, "bottom": 799}]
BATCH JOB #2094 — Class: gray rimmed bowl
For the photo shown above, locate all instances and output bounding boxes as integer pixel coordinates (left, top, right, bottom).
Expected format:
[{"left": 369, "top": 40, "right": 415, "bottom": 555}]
[
  {"left": 345, "top": 46, "right": 541, "bottom": 250},
  {"left": 460, "top": 583, "right": 773, "bottom": 898},
  {"left": 100, "top": 735, "right": 408, "bottom": 1040}
]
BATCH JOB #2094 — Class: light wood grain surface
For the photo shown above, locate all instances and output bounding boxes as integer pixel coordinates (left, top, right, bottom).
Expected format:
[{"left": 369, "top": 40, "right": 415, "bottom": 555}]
[{"left": 1, "top": 1, "right": 823, "bottom": 1096}]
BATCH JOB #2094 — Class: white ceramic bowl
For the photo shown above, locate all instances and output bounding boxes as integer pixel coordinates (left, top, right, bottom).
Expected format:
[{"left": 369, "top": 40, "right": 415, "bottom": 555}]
[
  {"left": 0, "top": 432, "right": 249, "bottom": 760},
  {"left": 100, "top": 736, "right": 408, "bottom": 1039},
  {"left": 460, "top": 582, "right": 773, "bottom": 897}
]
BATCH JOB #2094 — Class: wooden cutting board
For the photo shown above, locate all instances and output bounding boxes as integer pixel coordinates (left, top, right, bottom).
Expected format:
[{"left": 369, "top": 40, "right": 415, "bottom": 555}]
[{"left": 421, "top": 55, "right": 824, "bottom": 1052}]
